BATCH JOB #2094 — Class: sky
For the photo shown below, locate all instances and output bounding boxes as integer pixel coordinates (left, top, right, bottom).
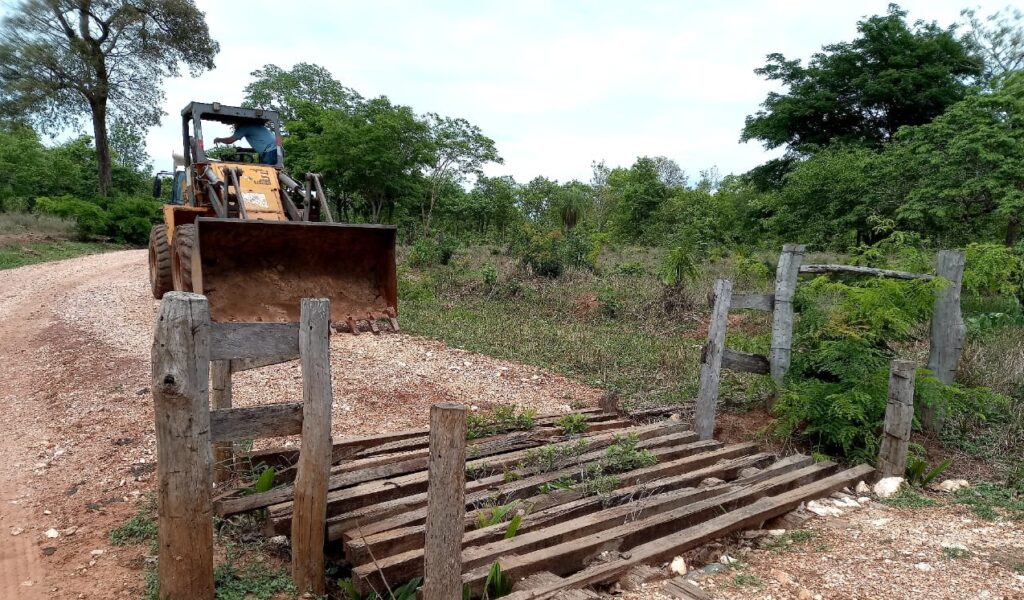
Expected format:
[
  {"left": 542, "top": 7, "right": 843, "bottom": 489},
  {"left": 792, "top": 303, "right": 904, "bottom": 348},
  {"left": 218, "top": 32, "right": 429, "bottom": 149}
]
[{"left": 2, "top": 0, "right": 1008, "bottom": 183}]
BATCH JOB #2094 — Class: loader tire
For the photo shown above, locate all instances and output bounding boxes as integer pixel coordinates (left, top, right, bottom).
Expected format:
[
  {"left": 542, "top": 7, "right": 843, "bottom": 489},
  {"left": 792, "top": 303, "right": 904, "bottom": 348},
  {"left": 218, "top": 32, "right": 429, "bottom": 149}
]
[
  {"left": 172, "top": 224, "right": 196, "bottom": 293},
  {"left": 148, "top": 224, "right": 173, "bottom": 299}
]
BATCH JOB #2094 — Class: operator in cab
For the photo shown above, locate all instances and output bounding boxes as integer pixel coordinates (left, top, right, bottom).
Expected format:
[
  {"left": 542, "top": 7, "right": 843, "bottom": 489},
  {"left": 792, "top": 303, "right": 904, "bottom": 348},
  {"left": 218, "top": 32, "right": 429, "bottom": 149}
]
[{"left": 213, "top": 121, "right": 278, "bottom": 165}]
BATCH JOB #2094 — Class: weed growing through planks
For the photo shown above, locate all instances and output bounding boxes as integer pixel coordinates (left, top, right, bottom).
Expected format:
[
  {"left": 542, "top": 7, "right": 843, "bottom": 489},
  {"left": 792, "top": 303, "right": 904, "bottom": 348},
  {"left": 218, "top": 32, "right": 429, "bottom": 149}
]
[
  {"left": 881, "top": 488, "right": 939, "bottom": 509},
  {"left": 555, "top": 412, "right": 588, "bottom": 436},
  {"left": 942, "top": 546, "right": 972, "bottom": 560},
  {"left": 601, "top": 433, "right": 657, "bottom": 473},
  {"left": 537, "top": 476, "right": 576, "bottom": 494},
  {"left": 475, "top": 500, "right": 520, "bottom": 529},
  {"left": 954, "top": 482, "right": 1024, "bottom": 521},
  {"left": 340, "top": 576, "right": 421, "bottom": 600},
  {"left": 466, "top": 404, "right": 537, "bottom": 440},
  {"left": 520, "top": 439, "right": 589, "bottom": 473},
  {"left": 108, "top": 493, "right": 157, "bottom": 546}
]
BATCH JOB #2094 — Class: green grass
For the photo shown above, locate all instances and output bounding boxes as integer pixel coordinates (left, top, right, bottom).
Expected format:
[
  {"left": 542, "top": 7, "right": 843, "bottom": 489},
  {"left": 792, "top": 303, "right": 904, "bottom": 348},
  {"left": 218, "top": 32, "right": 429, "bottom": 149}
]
[
  {"left": 730, "top": 573, "right": 762, "bottom": 588},
  {"left": 109, "top": 495, "right": 157, "bottom": 546},
  {"left": 880, "top": 488, "right": 940, "bottom": 509},
  {"left": 0, "top": 240, "right": 119, "bottom": 269},
  {"left": 764, "top": 529, "right": 817, "bottom": 551},
  {"left": 954, "top": 482, "right": 1024, "bottom": 521}
]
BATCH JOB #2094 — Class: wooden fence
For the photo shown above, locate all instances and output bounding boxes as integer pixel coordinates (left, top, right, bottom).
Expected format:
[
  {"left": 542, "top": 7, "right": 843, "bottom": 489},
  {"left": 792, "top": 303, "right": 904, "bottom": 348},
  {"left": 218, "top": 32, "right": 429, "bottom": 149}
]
[
  {"left": 694, "top": 245, "right": 965, "bottom": 440},
  {"left": 152, "top": 292, "right": 333, "bottom": 599}
]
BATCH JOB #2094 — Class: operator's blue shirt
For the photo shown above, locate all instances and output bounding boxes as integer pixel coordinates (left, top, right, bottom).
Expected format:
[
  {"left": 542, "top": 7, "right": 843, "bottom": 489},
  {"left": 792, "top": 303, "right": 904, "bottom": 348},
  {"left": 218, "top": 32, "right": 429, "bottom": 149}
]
[{"left": 233, "top": 124, "right": 276, "bottom": 154}]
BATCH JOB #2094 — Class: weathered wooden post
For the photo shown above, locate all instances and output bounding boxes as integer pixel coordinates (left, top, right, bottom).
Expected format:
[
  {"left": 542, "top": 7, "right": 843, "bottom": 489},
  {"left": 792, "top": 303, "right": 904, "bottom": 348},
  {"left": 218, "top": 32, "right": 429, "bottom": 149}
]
[
  {"left": 769, "top": 244, "right": 805, "bottom": 397},
  {"left": 695, "top": 279, "right": 732, "bottom": 440},
  {"left": 423, "top": 402, "right": 468, "bottom": 599},
  {"left": 152, "top": 292, "right": 214, "bottom": 600},
  {"left": 210, "top": 360, "right": 233, "bottom": 483},
  {"left": 925, "top": 250, "right": 966, "bottom": 432},
  {"left": 878, "top": 360, "right": 916, "bottom": 479},
  {"left": 291, "top": 298, "right": 334, "bottom": 596}
]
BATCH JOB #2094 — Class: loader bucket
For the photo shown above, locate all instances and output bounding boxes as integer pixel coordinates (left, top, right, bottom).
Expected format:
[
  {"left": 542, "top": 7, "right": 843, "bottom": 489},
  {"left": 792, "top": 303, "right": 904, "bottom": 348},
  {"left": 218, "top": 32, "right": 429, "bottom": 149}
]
[{"left": 191, "top": 217, "right": 398, "bottom": 323}]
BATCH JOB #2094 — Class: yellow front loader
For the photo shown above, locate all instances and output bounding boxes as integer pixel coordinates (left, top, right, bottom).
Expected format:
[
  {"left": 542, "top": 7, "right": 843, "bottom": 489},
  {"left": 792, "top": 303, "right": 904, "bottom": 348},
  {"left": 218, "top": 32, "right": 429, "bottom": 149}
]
[{"left": 148, "top": 102, "right": 397, "bottom": 330}]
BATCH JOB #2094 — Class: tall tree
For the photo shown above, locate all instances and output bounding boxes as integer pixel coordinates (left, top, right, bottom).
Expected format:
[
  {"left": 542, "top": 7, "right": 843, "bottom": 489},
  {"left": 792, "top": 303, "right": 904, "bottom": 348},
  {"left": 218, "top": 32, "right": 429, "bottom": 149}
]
[
  {"left": 0, "top": 0, "right": 219, "bottom": 196},
  {"left": 421, "top": 113, "right": 502, "bottom": 236},
  {"left": 243, "top": 63, "right": 362, "bottom": 122},
  {"left": 742, "top": 4, "right": 982, "bottom": 154}
]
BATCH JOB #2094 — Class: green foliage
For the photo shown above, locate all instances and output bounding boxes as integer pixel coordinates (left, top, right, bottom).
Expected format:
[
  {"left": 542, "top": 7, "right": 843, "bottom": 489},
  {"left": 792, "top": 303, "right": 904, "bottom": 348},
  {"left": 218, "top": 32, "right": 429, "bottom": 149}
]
[
  {"left": 504, "top": 514, "right": 522, "bottom": 539},
  {"left": 962, "top": 243, "right": 1023, "bottom": 297},
  {"left": 763, "top": 529, "right": 816, "bottom": 552},
  {"left": 880, "top": 488, "right": 939, "bottom": 509},
  {"left": 555, "top": 412, "right": 588, "bottom": 436},
  {"left": 475, "top": 501, "right": 520, "bottom": 530},
  {"left": 743, "top": 5, "right": 982, "bottom": 154},
  {"left": 212, "top": 562, "right": 295, "bottom": 600},
  {"left": 33, "top": 194, "right": 161, "bottom": 244},
  {"left": 108, "top": 495, "right": 157, "bottom": 546},
  {"left": 954, "top": 482, "right": 1024, "bottom": 520},
  {"left": 398, "top": 273, "right": 435, "bottom": 302},
  {"left": 480, "top": 264, "right": 498, "bottom": 288},
  {"left": 483, "top": 561, "right": 513, "bottom": 598},
  {"left": 616, "top": 261, "right": 647, "bottom": 276},
  {"left": 408, "top": 237, "right": 457, "bottom": 267},
  {"left": 520, "top": 439, "right": 589, "bottom": 473},
  {"left": 730, "top": 574, "right": 762, "bottom": 588},
  {"left": 466, "top": 404, "right": 537, "bottom": 440},
  {"left": 659, "top": 245, "right": 698, "bottom": 286},
  {"left": 942, "top": 546, "right": 971, "bottom": 560},
  {"left": 513, "top": 227, "right": 596, "bottom": 278},
  {"left": 905, "top": 456, "right": 953, "bottom": 488},
  {"left": 35, "top": 196, "right": 109, "bottom": 238},
  {"left": 601, "top": 433, "right": 657, "bottom": 473}
]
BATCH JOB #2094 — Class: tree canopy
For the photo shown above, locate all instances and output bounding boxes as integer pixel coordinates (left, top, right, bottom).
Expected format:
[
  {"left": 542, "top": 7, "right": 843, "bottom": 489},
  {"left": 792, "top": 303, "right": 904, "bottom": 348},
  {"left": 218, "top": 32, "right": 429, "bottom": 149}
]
[
  {"left": 0, "top": 0, "right": 218, "bottom": 195},
  {"left": 742, "top": 4, "right": 983, "bottom": 154}
]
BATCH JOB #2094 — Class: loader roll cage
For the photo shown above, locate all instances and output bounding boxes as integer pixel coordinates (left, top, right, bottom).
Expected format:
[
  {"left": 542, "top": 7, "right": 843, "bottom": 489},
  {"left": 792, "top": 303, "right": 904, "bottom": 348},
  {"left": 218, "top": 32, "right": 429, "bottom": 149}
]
[{"left": 181, "top": 102, "right": 284, "bottom": 169}]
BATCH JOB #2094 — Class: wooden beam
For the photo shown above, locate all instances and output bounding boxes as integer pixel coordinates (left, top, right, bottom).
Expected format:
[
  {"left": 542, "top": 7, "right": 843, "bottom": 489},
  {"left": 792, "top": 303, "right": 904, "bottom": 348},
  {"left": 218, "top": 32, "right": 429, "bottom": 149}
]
[
  {"left": 695, "top": 279, "right": 732, "bottom": 440},
  {"left": 925, "top": 250, "right": 966, "bottom": 432},
  {"left": 729, "top": 293, "right": 774, "bottom": 312},
  {"left": 422, "top": 403, "right": 468, "bottom": 600},
  {"left": 878, "top": 360, "right": 915, "bottom": 479},
  {"left": 800, "top": 264, "right": 934, "bottom": 280},
  {"left": 349, "top": 447, "right": 771, "bottom": 585},
  {"left": 769, "top": 244, "right": 805, "bottom": 392},
  {"left": 229, "top": 354, "right": 299, "bottom": 373},
  {"left": 492, "top": 464, "right": 874, "bottom": 599},
  {"left": 208, "top": 322, "right": 299, "bottom": 361},
  {"left": 152, "top": 292, "right": 214, "bottom": 600},
  {"left": 720, "top": 348, "right": 770, "bottom": 375},
  {"left": 291, "top": 299, "right": 333, "bottom": 596},
  {"left": 209, "top": 403, "right": 304, "bottom": 443}
]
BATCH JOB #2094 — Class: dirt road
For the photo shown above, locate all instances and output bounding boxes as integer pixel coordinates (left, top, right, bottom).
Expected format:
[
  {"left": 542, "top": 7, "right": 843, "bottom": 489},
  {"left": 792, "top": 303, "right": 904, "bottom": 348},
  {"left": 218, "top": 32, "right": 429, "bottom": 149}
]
[{"left": 0, "top": 250, "right": 601, "bottom": 599}]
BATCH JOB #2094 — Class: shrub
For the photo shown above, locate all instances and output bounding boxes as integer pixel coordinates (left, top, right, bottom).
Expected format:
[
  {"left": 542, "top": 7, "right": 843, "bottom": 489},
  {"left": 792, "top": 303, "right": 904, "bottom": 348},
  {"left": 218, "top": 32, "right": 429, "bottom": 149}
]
[
  {"left": 518, "top": 229, "right": 565, "bottom": 278},
  {"left": 963, "top": 243, "right": 1022, "bottom": 298},
  {"left": 480, "top": 264, "right": 498, "bottom": 288},
  {"left": 659, "top": 245, "right": 698, "bottom": 285},
  {"left": 408, "top": 237, "right": 457, "bottom": 268},
  {"left": 105, "top": 197, "right": 161, "bottom": 244},
  {"left": 35, "top": 195, "right": 109, "bottom": 238},
  {"left": 466, "top": 404, "right": 537, "bottom": 439},
  {"left": 398, "top": 273, "right": 435, "bottom": 302}
]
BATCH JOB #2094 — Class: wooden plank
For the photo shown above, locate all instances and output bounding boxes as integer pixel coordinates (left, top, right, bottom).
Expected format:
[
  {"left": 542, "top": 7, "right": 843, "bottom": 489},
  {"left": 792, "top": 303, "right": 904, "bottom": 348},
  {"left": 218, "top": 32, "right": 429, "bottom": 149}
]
[
  {"left": 422, "top": 403, "right": 468, "bottom": 600},
  {"left": 229, "top": 354, "right": 299, "bottom": 373},
  {"left": 720, "top": 348, "right": 769, "bottom": 375},
  {"left": 485, "top": 464, "right": 874, "bottom": 599},
  {"left": 152, "top": 292, "right": 214, "bottom": 600},
  {"left": 349, "top": 448, "right": 771, "bottom": 583},
  {"left": 208, "top": 322, "right": 299, "bottom": 361},
  {"left": 695, "top": 279, "right": 732, "bottom": 440},
  {"left": 663, "top": 578, "right": 714, "bottom": 600},
  {"left": 211, "top": 360, "right": 234, "bottom": 483},
  {"left": 209, "top": 403, "right": 304, "bottom": 443},
  {"left": 291, "top": 299, "right": 333, "bottom": 595},
  {"left": 926, "top": 250, "right": 966, "bottom": 432},
  {"left": 769, "top": 244, "right": 805, "bottom": 392},
  {"left": 463, "top": 461, "right": 852, "bottom": 595},
  {"left": 319, "top": 426, "right": 698, "bottom": 540},
  {"left": 800, "top": 264, "right": 934, "bottom": 280},
  {"left": 729, "top": 293, "right": 774, "bottom": 312},
  {"left": 878, "top": 360, "right": 915, "bottom": 479},
  {"left": 215, "top": 419, "right": 636, "bottom": 517}
]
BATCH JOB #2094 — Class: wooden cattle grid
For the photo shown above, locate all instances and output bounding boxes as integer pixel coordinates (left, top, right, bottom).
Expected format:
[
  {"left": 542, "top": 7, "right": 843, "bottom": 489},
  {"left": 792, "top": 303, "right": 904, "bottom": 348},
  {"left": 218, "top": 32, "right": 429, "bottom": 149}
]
[{"left": 218, "top": 410, "right": 871, "bottom": 597}]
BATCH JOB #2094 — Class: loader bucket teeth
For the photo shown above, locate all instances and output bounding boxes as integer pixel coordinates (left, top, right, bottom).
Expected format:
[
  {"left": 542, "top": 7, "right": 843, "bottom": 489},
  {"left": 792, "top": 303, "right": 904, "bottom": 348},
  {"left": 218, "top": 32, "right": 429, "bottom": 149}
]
[{"left": 191, "top": 217, "right": 397, "bottom": 324}]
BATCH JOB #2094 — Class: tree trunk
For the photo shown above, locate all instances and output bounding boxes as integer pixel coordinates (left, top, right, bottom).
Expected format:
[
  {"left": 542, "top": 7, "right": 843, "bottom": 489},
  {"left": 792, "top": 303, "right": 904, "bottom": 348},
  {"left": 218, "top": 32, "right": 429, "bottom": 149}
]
[
  {"left": 1006, "top": 214, "right": 1021, "bottom": 247},
  {"left": 89, "top": 97, "right": 113, "bottom": 197}
]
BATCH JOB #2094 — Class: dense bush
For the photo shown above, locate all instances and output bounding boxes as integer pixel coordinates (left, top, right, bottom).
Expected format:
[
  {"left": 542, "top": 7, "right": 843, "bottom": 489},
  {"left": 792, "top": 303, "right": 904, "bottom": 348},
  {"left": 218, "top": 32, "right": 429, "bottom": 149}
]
[
  {"left": 34, "top": 195, "right": 161, "bottom": 245},
  {"left": 773, "top": 275, "right": 1009, "bottom": 463},
  {"left": 513, "top": 227, "right": 595, "bottom": 278},
  {"left": 407, "top": 237, "right": 457, "bottom": 268}
]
